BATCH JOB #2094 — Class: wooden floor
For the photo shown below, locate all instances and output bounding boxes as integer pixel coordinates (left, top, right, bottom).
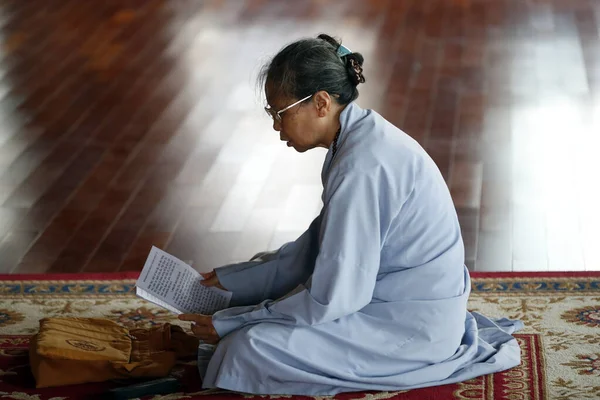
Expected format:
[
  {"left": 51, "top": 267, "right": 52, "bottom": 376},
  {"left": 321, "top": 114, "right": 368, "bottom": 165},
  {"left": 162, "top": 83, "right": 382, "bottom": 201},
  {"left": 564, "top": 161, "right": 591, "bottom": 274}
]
[{"left": 0, "top": 0, "right": 598, "bottom": 274}]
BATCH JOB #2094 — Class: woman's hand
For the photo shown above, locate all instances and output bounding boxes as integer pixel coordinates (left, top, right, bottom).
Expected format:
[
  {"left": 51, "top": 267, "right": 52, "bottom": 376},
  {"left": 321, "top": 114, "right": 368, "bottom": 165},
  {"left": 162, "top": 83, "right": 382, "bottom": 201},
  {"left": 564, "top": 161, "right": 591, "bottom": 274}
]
[
  {"left": 200, "top": 270, "right": 225, "bottom": 290},
  {"left": 178, "top": 314, "right": 220, "bottom": 344}
]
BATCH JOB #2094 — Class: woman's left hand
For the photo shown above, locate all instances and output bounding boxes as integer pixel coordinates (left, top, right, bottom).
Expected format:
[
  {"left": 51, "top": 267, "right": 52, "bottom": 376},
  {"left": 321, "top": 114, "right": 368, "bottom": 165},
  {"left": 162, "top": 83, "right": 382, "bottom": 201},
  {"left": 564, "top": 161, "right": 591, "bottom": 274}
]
[{"left": 178, "top": 314, "right": 220, "bottom": 344}]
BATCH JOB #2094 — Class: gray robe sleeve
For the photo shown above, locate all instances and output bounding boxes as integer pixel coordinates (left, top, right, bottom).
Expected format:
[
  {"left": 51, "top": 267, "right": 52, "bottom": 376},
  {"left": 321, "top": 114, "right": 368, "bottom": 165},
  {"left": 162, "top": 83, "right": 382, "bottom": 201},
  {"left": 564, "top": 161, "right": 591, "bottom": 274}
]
[
  {"left": 214, "top": 214, "right": 321, "bottom": 306},
  {"left": 212, "top": 169, "right": 383, "bottom": 337}
]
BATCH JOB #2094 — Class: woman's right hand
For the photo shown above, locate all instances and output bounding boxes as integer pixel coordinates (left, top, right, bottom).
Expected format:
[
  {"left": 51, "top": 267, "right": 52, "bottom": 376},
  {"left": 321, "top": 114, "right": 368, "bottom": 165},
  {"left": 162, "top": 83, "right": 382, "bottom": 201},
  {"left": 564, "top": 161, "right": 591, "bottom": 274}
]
[{"left": 200, "top": 270, "right": 225, "bottom": 290}]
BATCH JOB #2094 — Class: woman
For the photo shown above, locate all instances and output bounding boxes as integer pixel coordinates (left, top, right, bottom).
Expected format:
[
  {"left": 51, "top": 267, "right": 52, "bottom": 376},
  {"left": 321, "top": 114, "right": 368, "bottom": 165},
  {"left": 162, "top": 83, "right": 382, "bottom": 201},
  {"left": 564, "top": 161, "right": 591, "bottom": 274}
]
[{"left": 178, "top": 34, "right": 522, "bottom": 396}]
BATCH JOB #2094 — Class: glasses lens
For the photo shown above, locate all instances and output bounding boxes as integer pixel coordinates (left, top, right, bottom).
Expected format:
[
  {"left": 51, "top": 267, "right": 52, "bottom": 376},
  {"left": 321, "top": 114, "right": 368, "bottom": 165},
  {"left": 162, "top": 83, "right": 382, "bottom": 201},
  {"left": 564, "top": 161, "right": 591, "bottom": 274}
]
[{"left": 264, "top": 107, "right": 280, "bottom": 122}]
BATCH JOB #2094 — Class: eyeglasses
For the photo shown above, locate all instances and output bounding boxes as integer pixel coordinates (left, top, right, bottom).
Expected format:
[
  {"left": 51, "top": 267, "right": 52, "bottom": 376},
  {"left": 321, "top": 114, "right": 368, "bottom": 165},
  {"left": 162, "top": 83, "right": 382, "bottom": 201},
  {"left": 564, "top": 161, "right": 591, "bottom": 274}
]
[{"left": 264, "top": 94, "right": 313, "bottom": 123}]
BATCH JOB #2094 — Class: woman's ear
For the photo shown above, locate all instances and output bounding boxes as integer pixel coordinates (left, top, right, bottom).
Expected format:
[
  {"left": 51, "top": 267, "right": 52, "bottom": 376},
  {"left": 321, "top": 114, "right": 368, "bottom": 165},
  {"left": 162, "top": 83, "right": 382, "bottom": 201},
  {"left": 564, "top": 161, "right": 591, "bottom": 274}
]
[{"left": 313, "top": 91, "right": 332, "bottom": 117}]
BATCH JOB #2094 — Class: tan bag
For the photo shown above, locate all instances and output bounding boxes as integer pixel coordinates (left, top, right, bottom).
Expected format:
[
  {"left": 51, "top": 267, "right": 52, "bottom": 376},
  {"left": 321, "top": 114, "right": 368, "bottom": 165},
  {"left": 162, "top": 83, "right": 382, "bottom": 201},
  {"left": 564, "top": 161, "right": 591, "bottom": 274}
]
[{"left": 29, "top": 317, "right": 199, "bottom": 388}]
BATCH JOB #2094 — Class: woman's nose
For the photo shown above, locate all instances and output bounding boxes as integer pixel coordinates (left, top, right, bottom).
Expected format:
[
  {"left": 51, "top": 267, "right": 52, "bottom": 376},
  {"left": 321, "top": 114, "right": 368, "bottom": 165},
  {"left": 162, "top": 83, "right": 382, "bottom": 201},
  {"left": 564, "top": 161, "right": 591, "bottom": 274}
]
[{"left": 272, "top": 119, "right": 281, "bottom": 132}]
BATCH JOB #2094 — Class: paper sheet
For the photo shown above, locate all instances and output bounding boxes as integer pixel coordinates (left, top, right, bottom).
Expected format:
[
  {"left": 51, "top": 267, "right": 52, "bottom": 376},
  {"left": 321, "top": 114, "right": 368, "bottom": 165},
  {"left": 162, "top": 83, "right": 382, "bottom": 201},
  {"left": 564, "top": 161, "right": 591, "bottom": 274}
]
[{"left": 135, "top": 246, "right": 232, "bottom": 314}]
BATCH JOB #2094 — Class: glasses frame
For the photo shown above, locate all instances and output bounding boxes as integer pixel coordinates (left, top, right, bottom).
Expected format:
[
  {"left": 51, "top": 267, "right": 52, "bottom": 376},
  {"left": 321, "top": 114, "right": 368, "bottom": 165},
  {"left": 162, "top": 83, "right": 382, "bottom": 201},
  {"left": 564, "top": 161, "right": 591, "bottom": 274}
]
[{"left": 265, "top": 94, "right": 313, "bottom": 123}]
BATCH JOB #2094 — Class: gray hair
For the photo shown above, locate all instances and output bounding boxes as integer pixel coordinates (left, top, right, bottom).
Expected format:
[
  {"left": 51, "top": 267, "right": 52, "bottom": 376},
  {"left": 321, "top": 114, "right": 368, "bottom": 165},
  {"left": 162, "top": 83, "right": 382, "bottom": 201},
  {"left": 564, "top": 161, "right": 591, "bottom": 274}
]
[{"left": 259, "top": 34, "right": 366, "bottom": 106}]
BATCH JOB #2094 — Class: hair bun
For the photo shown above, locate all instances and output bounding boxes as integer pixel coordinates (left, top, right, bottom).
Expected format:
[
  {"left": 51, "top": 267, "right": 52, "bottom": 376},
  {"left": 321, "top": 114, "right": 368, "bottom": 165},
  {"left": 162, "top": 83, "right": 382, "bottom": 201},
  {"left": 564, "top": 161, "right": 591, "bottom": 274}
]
[
  {"left": 316, "top": 33, "right": 366, "bottom": 86},
  {"left": 345, "top": 54, "right": 366, "bottom": 86}
]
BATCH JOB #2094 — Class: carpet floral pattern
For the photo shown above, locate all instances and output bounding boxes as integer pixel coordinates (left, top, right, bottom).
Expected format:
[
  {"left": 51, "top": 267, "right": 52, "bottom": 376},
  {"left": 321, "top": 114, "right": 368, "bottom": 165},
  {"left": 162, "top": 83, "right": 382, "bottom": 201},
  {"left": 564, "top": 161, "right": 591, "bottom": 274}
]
[{"left": 0, "top": 272, "right": 599, "bottom": 400}]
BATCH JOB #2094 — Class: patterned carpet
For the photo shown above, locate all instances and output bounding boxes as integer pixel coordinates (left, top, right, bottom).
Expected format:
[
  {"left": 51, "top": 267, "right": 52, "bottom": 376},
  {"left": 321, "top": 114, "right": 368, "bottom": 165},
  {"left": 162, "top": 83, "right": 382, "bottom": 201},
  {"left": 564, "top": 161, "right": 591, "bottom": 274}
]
[{"left": 1, "top": 272, "right": 599, "bottom": 400}]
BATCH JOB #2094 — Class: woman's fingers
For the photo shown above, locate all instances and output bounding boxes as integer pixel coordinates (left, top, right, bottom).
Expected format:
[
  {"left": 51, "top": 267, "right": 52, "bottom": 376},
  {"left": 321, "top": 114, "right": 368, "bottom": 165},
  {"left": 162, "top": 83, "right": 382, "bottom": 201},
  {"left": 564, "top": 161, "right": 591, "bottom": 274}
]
[
  {"left": 201, "top": 275, "right": 218, "bottom": 286},
  {"left": 200, "top": 271, "right": 215, "bottom": 279},
  {"left": 178, "top": 314, "right": 219, "bottom": 344},
  {"left": 191, "top": 323, "right": 212, "bottom": 334},
  {"left": 200, "top": 271, "right": 215, "bottom": 285},
  {"left": 178, "top": 313, "right": 210, "bottom": 323},
  {"left": 177, "top": 313, "right": 197, "bottom": 322},
  {"left": 200, "top": 271, "right": 225, "bottom": 290},
  {"left": 191, "top": 326, "right": 218, "bottom": 343}
]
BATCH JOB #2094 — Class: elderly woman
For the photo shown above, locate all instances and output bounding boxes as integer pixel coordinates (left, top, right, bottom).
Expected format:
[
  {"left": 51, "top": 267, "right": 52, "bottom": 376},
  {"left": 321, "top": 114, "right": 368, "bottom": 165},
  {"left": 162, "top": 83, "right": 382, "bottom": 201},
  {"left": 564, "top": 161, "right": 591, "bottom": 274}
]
[{"left": 179, "top": 34, "right": 522, "bottom": 396}]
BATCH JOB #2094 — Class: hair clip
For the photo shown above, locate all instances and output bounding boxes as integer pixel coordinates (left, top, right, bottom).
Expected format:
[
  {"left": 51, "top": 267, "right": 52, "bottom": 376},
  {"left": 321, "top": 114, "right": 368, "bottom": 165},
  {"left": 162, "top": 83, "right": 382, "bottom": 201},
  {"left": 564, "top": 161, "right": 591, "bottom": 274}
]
[{"left": 337, "top": 44, "right": 352, "bottom": 57}]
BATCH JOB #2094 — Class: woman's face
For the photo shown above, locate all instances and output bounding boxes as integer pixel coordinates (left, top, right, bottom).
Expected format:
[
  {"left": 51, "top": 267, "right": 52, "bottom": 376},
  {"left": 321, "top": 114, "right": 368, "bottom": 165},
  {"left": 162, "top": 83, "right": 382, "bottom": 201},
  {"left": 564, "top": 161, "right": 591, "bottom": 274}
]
[{"left": 266, "top": 85, "right": 331, "bottom": 153}]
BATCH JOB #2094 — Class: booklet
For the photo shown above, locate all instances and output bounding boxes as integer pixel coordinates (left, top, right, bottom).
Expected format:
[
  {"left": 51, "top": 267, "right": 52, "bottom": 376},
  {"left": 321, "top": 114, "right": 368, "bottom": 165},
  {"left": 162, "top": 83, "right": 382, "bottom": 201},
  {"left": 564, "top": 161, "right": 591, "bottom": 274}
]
[{"left": 135, "top": 246, "right": 232, "bottom": 315}]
